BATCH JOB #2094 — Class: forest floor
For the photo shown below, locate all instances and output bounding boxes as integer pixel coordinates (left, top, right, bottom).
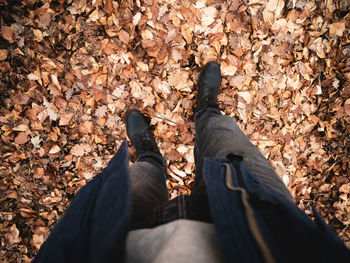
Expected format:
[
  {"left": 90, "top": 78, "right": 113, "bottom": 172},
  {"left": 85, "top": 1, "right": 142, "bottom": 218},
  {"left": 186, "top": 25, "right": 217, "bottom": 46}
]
[{"left": 0, "top": 0, "right": 349, "bottom": 261}]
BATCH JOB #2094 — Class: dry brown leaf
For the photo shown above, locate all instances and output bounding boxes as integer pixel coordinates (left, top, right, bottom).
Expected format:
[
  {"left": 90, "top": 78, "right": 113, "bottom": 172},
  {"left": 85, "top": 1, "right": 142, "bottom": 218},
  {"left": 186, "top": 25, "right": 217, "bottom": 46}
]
[
  {"left": 5, "top": 225, "right": 21, "bottom": 245},
  {"left": 1, "top": 25, "right": 15, "bottom": 43},
  {"left": 79, "top": 121, "right": 94, "bottom": 134},
  {"left": 32, "top": 227, "right": 49, "bottom": 250},
  {"left": 104, "top": 0, "right": 114, "bottom": 16},
  {"left": 34, "top": 167, "right": 45, "bottom": 178},
  {"left": 33, "top": 29, "right": 43, "bottom": 42},
  {"left": 13, "top": 124, "right": 29, "bottom": 132},
  {"left": 15, "top": 132, "right": 29, "bottom": 144},
  {"left": 14, "top": 94, "right": 30, "bottom": 105},
  {"left": 0, "top": 49, "right": 8, "bottom": 60},
  {"left": 118, "top": 30, "right": 129, "bottom": 44},
  {"left": 328, "top": 21, "right": 346, "bottom": 37},
  {"left": 59, "top": 112, "right": 73, "bottom": 126}
]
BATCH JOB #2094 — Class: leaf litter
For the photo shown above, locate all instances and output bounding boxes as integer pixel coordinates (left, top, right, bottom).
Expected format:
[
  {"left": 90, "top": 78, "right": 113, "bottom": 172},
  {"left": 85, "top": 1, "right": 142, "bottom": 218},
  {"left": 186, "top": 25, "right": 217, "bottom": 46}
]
[{"left": 0, "top": 0, "right": 349, "bottom": 261}]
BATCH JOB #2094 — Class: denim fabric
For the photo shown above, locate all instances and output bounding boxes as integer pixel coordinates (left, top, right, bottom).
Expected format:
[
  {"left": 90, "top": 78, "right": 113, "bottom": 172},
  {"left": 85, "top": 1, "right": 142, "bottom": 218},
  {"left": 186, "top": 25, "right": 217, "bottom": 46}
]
[
  {"left": 128, "top": 152, "right": 169, "bottom": 229},
  {"left": 203, "top": 155, "right": 350, "bottom": 262},
  {"left": 33, "top": 141, "right": 131, "bottom": 263}
]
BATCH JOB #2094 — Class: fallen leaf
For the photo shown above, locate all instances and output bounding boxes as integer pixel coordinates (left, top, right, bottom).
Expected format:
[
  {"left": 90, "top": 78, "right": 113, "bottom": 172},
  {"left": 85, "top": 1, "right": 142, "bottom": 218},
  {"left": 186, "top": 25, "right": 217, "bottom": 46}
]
[
  {"left": 34, "top": 167, "right": 44, "bottom": 178},
  {"left": 59, "top": 112, "right": 73, "bottom": 126},
  {"left": 15, "top": 132, "right": 29, "bottom": 144},
  {"left": 1, "top": 25, "right": 15, "bottom": 43},
  {"left": 5, "top": 225, "right": 20, "bottom": 245},
  {"left": 104, "top": 0, "right": 114, "bottom": 15},
  {"left": 13, "top": 124, "right": 29, "bottom": 132},
  {"left": 95, "top": 105, "right": 107, "bottom": 118},
  {"left": 49, "top": 145, "right": 60, "bottom": 154},
  {"left": 70, "top": 144, "right": 92, "bottom": 156},
  {"left": 118, "top": 30, "right": 129, "bottom": 44},
  {"left": 33, "top": 29, "right": 43, "bottom": 42},
  {"left": 79, "top": 121, "right": 94, "bottom": 134},
  {"left": 0, "top": 49, "right": 8, "bottom": 60},
  {"left": 133, "top": 12, "right": 142, "bottom": 26},
  {"left": 32, "top": 227, "right": 48, "bottom": 250},
  {"left": 43, "top": 97, "right": 58, "bottom": 121},
  {"left": 14, "top": 94, "right": 30, "bottom": 105},
  {"left": 328, "top": 21, "right": 346, "bottom": 37}
]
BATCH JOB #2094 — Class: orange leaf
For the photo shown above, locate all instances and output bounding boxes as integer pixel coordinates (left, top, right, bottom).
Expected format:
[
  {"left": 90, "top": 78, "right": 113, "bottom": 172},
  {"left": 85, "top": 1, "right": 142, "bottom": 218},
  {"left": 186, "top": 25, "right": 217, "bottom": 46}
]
[
  {"left": 104, "top": 0, "right": 113, "bottom": 16},
  {"left": 15, "top": 132, "right": 29, "bottom": 144}
]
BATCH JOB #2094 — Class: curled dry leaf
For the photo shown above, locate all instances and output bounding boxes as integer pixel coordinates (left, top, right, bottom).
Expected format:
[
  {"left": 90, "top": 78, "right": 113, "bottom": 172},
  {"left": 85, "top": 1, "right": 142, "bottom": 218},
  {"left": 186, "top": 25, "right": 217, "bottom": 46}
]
[
  {"left": 33, "top": 29, "right": 43, "bottom": 42},
  {"left": 0, "top": 49, "right": 8, "bottom": 60},
  {"left": 5, "top": 225, "right": 21, "bottom": 245},
  {"left": 32, "top": 227, "right": 49, "bottom": 250},
  {"left": 49, "top": 145, "right": 60, "bottom": 154}
]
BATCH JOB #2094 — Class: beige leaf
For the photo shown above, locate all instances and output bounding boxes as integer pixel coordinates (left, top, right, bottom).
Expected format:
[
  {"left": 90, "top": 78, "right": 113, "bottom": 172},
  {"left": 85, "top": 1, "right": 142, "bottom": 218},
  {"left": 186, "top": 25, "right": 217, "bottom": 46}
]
[
  {"left": 328, "top": 22, "right": 346, "bottom": 37},
  {"left": 43, "top": 96, "right": 58, "bottom": 121},
  {"left": 49, "top": 145, "right": 60, "bottom": 154},
  {"left": 95, "top": 105, "right": 107, "bottom": 118},
  {"left": 13, "top": 124, "right": 29, "bottom": 132},
  {"left": 167, "top": 69, "right": 193, "bottom": 91},
  {"left": 141, "top": 29, "right": 153, "bottom": 40},
  {"left": 142, "top": 86, "right": 155, "bottom": 107},
  {"left": 59, "top": 112, "right": 73, "bottom": 126},
  {"left": 133, "top": 12, "right": 142, "bottom": 26},
  {"left": 221, "top": 62, "right": 237, "bottom": 76},
  {"left": 32, "top": 227, "right": 48, "bottom": 249},
  {"left": 130, "top": 80, "right": 142, "bottom": 98},
  {"left": 237, "top": 91, "right": 253, "bottom": 104},
  {"left": 339, "top": 184, "right": 350, "bottom": 194},
  {"left": 70, "top": 144, "right": 92, "bottom": 157},
  {"left": 33, "top": 29, "right": 43, "bottom": 42},
  {"left": 177, "top": 145, "right": 189, "bottom": 154},
  {"left": 118, "top": 30, "right": 129, "bottom": 44},
  {"left": 5, "top": 225, "right": 20, "bottom": 245},
  {"left": 31, "top": 135, "right": 41, "bottom": 148},
  {"left": 106, "top": 115, "right": 120, "bottom": 129},
  {"left": 28, "top": 73, "right": 40, "bottom": 81},
  {"left": 201, "top": 6, "right": 217, "bottom": 26}
]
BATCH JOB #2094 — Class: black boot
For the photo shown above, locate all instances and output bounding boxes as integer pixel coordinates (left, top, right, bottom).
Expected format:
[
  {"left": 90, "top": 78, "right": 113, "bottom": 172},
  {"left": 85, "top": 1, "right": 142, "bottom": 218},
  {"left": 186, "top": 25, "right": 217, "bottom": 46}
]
[
  {"left": 196, "top": 61, "right": 222, "bottom": 112},
  {"left": 126, "top": 109, "right": 160, "bottom": 156}
]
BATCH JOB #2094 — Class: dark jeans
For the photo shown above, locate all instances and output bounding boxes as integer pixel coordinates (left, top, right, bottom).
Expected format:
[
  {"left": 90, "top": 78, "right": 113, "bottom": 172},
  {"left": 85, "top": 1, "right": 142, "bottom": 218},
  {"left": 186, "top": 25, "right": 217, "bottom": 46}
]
[{"left": 128, "top": 108, "right": 292, "bottom": 229}]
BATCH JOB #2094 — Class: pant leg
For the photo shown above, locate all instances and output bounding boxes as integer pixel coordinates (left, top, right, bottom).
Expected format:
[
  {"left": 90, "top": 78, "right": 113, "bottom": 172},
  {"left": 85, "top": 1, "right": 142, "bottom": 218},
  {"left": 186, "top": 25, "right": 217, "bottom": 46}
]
[
  {"left": 129, "top": 152, "right": 168, "bottom": 229},
  {"left": 192, "top": 107, "right": 293, "bottom": 201}
]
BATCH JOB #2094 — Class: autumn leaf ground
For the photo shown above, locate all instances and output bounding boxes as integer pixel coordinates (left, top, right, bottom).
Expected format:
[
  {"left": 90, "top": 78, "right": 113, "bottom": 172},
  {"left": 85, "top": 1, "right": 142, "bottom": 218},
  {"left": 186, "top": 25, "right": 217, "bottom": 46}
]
[{"left": 0, "top": 0, "right": 349, "bottom": 261}]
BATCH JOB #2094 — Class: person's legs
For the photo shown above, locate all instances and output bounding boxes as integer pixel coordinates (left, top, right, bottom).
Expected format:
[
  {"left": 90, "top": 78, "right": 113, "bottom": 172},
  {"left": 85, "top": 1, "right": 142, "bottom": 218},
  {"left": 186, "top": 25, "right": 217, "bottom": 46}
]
[{"left": 191, "top": 61, "right": 292, "bottom": 201}]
